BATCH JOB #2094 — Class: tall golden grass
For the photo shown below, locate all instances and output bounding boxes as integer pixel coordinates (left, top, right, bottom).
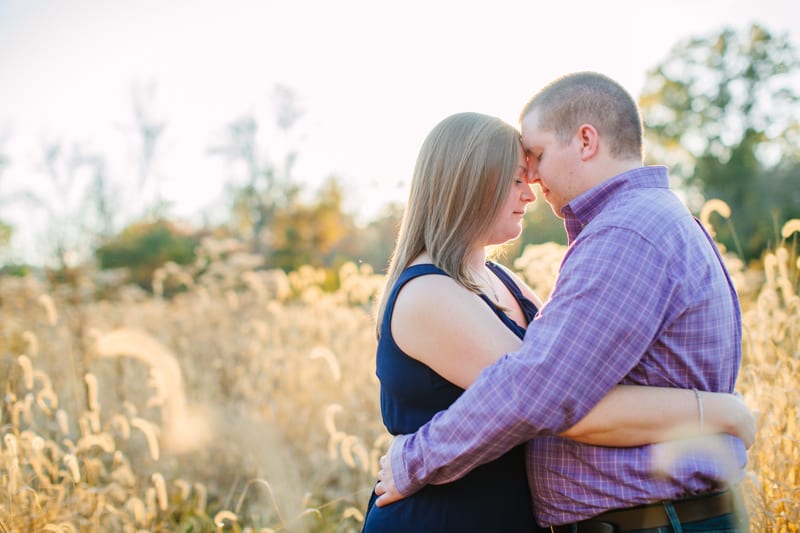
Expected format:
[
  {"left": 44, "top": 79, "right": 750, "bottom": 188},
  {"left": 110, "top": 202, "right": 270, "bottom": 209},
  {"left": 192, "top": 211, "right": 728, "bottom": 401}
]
[{"left": 0, "top": 208, "right": 798, "bottom": 532}]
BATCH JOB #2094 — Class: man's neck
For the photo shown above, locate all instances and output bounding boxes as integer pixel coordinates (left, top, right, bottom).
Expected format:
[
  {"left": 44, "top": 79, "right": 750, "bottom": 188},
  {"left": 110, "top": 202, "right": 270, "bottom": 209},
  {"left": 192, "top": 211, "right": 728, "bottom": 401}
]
[{"left": 584, "top": 158, "right": 642, "bottom": 190}]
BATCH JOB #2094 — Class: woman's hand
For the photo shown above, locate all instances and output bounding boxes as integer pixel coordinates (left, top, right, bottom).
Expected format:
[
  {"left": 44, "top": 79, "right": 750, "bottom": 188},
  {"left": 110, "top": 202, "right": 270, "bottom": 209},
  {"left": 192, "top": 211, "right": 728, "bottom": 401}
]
[{"left": 704, "top": 391, "right": 757, "bottom": 449}]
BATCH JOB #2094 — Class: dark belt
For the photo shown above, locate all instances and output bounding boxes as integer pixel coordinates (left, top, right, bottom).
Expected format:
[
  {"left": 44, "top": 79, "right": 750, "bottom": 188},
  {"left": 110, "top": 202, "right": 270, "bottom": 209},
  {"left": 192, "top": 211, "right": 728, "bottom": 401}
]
[{"left": 550, "top": 490, "right": 737, "bottom": 533}]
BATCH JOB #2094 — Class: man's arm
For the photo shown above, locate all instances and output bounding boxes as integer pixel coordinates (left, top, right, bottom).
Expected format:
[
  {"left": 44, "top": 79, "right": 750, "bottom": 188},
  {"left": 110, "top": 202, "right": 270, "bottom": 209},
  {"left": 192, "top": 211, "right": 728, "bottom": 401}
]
[
  {"left": 375, "top": 388, "right": 755, "bottom": 506},
  {"left": 379, "top": 228, "right": 676, "bottom": 501}
]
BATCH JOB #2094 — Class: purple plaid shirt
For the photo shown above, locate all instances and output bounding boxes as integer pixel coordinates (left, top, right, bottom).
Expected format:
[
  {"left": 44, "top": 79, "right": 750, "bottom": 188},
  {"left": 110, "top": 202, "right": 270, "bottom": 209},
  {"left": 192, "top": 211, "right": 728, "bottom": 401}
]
[{"left": 390, "top": 166, "right": 746, "bottom": 526}]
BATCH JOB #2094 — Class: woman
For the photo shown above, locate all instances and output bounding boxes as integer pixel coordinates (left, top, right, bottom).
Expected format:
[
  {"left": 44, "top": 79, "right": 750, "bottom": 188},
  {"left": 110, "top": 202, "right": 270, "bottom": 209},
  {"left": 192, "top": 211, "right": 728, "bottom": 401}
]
[{"left": 362, "top": 112, "right": 753, "bottom": 532}]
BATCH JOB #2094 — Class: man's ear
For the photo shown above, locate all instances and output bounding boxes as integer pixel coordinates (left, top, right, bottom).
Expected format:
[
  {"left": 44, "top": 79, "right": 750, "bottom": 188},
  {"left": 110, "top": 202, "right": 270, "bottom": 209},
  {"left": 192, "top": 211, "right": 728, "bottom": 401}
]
[{"left": 577, "top": 124, "right": 599, "bottom": 161}]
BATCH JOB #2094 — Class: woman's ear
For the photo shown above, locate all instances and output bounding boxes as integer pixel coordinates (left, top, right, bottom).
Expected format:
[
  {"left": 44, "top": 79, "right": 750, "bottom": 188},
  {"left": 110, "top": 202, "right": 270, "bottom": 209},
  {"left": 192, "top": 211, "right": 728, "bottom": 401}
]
[{"left": 577, "top": 124, "right": 599, "bottom": 161}]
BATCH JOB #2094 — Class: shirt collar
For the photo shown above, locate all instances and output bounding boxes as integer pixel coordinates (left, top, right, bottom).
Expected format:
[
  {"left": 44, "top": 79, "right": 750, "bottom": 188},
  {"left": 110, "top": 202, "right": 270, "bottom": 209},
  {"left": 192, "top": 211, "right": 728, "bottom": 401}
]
[{"left": 562, "top": 166, "right": 670, "bottom": 242}]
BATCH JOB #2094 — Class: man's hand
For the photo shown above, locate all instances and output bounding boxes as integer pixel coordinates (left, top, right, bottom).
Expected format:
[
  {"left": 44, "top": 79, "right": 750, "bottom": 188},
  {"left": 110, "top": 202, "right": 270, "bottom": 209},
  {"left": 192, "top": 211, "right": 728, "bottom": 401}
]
[{"left": 374, "top": 435, "right": 408, "bottom": 507}]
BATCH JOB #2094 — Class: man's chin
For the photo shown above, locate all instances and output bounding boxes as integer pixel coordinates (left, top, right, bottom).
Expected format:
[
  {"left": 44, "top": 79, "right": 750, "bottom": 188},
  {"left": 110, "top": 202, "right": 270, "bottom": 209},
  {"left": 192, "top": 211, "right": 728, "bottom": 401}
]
[{"left": 540, "top": 198, "right": 564, "bottom": 219}]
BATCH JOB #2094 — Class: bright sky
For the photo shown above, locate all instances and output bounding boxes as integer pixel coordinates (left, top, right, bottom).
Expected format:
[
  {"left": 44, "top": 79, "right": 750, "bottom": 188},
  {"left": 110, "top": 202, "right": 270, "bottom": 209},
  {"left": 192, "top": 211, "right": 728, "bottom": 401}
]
[{"left": 0, "top": 0, "right": 797, "bottom": 264}]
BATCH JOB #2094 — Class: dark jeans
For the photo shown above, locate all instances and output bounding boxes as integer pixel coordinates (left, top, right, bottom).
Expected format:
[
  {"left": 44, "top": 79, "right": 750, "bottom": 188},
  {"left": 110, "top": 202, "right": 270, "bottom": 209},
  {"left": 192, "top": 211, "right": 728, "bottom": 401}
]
[
  {"left": 614, "top": 507, "right": 747, "bottom": 533},
  {"left": 551, "top": 506, "right": 749, "bottom": 533}
]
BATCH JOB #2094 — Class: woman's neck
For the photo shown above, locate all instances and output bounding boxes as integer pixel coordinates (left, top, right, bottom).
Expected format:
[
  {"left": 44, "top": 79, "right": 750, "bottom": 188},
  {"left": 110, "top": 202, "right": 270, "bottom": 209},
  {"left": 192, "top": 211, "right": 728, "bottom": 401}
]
[
  {"left": 465, "top": 248, "right": 488, "bottom": 273},
  {"left": 411, "top": 248, "right": 487, "bottom": 273}
]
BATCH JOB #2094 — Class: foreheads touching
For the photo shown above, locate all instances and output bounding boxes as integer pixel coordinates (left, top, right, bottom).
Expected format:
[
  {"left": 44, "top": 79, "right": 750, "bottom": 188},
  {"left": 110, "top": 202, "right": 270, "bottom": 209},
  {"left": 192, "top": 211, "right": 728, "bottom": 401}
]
[{"left": 519, "top": 72, "right": 644, "bottom": 162}]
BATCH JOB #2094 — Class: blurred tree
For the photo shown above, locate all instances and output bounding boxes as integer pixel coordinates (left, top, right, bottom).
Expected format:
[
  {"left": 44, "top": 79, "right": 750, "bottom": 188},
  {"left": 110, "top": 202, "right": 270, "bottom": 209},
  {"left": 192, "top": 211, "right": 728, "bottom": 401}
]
[
  {"left": 0, "top": 220, "right": 11, "bottom": 252},
  {"left": 95, "top": 219, "right": 198, "bottom": 290},
  {"left": 0, "top": 133, "right": 8, "bottom": 176},
  {"left": 20, "top": 141, "right": 115, "bottom": 271},
  {"left": 270, "top": 176, "right": 356, "bottom": 271},
  {"left": 211, "top": 85, "right": 303, "bottom": 258},
  {"left": 0, "top": 134, "right": 11, "bottom": 260},
  {"left": 125, "top": 81, "right": 169, "bottom": 216},
  {"left": 0, "top": 205, "right": 32, "bottom": 276},
  {"left": 72, "top": 151, "right": 118, "bottom": 250},
  {"left": 131, "top": 83, "right": 166, "bottom": 189},
  {"left": 0, "top": 85, "right": 161, "bottom": 272},
  {"left": 342, "top": 202, "right": 405, "bottom": 273},
  {"left": 639, "top": 23, "right": 800, "bottom": 259}
]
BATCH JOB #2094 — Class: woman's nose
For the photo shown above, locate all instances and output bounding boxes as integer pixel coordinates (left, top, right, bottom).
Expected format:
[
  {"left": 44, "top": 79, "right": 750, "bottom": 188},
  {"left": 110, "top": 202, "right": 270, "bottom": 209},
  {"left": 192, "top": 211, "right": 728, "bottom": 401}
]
[{"left": 522, "top": 184, "right": 535, "bottom": 203}]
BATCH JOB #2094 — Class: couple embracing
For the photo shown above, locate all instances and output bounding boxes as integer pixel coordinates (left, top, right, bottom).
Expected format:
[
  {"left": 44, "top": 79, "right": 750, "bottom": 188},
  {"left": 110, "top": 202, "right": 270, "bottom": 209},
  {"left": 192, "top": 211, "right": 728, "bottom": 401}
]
[{"left": 362, "top": 72, "right": 753, "bottom": 533}]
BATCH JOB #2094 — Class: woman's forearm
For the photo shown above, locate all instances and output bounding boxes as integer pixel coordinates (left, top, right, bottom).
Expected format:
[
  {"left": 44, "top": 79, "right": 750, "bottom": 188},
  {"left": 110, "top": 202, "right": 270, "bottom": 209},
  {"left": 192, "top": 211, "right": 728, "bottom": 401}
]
[{"left": 560, "top": 385, "right": 755, "bottom": 448}]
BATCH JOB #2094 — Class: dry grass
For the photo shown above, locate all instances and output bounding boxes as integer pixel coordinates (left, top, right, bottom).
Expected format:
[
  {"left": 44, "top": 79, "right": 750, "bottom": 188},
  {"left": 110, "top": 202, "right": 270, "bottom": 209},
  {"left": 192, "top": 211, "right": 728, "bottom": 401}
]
[{"left": 1, "top": 212, "right": 798, "bottom": 532}]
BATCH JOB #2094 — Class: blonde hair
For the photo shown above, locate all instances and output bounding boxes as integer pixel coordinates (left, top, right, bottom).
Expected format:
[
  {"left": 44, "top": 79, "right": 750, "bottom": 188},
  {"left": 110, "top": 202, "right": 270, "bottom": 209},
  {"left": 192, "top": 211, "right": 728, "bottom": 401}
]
[
  {"left": 519, "top": 71, "right": 643, "bottom": 161},
  {"left": 376, "top": 112, "right": 521, "bottom": 333}
]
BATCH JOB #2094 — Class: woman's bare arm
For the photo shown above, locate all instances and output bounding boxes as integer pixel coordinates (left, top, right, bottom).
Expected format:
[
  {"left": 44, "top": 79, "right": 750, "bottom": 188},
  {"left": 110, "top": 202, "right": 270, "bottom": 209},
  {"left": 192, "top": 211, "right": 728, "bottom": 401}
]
[
  {"left": 561, "top": 385, "right": 756, "bottom": 448},
  {"left": 391, "top": 274, "right": 522, "bottom": 390}
]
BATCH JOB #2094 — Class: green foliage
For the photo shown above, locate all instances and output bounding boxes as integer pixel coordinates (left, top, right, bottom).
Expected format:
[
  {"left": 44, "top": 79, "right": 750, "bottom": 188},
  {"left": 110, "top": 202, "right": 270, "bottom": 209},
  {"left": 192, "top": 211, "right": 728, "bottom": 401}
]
[
  {"left": 640, "top": 23, "right": 800, "bottom": 260},
  {"left": 0, "top": 263, "right": 31, "bottom": 277},
  {"left": 95, "top": 219, "right": 199, "bottom": 289},
  {"left": 519, "top": 200, "right": 568, "bottom": 247},
  {"left": 269, "top": 177, "right": 357, "bottom": 272},
  {"left": 0, "top": 220, "right": 11, "bottom": 250},
  {"left": 0, "top": 222, "right": 31, "bottom": 277},
  {"left": 214, "top": 103, "right": 303, "bottom": 258}
]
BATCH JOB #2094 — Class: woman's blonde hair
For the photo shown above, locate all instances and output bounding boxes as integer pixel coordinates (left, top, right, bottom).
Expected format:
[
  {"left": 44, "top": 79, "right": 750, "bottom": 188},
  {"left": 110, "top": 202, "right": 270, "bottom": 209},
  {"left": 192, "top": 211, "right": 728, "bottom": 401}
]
[{"left": 376, "top": 112, "right": 521, "bottom": 333}]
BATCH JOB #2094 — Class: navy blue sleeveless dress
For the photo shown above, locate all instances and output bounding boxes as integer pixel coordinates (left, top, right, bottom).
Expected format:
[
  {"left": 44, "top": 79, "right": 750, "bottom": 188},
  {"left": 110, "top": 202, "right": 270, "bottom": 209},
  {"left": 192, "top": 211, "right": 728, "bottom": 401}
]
[{"left": 363, "top": 263, "right": 546, "bottom": 532}]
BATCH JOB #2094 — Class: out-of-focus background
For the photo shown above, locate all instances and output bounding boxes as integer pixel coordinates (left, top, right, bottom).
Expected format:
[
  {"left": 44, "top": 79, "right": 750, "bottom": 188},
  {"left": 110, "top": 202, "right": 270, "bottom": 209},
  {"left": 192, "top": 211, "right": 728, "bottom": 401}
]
[
  {"left": 1, "top": 0, "right": 798, "bottom": 270},
  {"left": 1, "top": 0, "right": 798, "bottom": 531}
]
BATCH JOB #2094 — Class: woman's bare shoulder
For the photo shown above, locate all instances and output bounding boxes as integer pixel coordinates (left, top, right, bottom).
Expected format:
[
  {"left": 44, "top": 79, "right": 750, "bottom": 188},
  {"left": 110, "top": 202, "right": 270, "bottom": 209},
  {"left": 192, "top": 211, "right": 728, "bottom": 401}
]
[
  {"left": 391, "top": 267, "right": 524, "bottom": 388},
  {"left": 394, "top": 271, "right": 477, "bottom": 315}
]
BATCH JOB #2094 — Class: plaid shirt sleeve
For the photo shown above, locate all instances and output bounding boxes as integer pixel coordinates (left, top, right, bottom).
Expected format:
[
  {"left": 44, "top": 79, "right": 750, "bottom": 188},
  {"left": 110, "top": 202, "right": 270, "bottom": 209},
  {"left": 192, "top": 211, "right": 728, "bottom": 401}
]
[{"left": 392, "top": 225, "right": 678, "bottom": 495}]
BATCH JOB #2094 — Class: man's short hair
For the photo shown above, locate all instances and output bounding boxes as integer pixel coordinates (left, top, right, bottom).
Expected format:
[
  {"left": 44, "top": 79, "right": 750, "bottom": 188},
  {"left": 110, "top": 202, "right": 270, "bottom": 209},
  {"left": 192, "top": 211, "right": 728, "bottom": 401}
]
[{"left": 520, "top": 72, "right": 643, "bottom": 160}]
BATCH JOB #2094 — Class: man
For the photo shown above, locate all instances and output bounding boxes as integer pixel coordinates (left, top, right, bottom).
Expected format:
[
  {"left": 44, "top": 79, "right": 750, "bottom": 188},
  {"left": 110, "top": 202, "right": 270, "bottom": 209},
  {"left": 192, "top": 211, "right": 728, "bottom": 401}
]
[{"left": 373, "top": 72, "right": 748, "bottom": 531}]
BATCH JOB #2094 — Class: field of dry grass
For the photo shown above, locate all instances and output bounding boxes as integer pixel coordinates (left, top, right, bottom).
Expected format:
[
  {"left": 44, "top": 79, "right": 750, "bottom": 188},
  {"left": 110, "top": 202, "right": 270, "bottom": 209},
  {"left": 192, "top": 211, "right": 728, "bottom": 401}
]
[{"left": 1, "top": 215, "right": 798, "bottom": 532}]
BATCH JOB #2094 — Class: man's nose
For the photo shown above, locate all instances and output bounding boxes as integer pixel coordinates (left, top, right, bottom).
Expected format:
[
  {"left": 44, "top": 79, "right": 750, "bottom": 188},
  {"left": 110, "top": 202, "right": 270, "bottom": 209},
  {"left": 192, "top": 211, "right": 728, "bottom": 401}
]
[{"left": 526, "top": 165, "right": 538, "bottom": 184}]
